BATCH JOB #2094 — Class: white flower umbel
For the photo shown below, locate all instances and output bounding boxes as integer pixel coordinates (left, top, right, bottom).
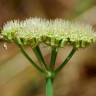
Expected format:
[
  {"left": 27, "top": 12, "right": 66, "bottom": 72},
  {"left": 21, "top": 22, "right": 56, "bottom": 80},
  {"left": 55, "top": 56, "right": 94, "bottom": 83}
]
[
  {"left": 2, "top": 18, "right": 96, "bottom": 48},
  {"left": 2, "top": 20, "right": 20, "bottom": 41}
]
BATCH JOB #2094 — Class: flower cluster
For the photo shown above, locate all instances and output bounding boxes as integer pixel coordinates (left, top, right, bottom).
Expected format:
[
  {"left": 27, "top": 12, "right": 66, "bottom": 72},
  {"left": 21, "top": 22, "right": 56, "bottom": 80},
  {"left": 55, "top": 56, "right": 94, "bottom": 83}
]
[{"left": 1, "top": 18, "right": 96, "bottom": 48}]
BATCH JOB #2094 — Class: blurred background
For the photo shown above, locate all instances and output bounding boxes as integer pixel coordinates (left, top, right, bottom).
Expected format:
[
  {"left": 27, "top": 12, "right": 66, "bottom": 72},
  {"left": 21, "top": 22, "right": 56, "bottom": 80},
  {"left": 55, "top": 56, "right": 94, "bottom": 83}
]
[{"left": 0, "top": 0, "right": 96, "bottom": 96}]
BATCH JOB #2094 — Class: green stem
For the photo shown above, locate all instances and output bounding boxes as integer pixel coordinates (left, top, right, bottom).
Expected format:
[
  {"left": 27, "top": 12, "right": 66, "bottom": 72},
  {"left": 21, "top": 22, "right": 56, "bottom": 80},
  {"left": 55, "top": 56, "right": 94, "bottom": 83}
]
[
  {"left": 46, "top": 78, "right": 53, "bottom": 96},
  {"left": 18, "top": 45, "right": 45, "bottom": 74},
  {"left": 55, "top": 47, "right": 77, "bottom": 75},
  {"left": 50, "top": 47, "right": 58, "bottom": 70},
  {"left": 33, "top": 45, "right": 48, "bottom": 69}
]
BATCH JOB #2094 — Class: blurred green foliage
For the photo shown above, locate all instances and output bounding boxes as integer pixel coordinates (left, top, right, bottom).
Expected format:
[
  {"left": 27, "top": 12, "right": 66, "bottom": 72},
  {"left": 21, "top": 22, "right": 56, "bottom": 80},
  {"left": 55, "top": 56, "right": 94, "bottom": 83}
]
[{"left": 74, "top": 0, "right": 95, "bottom": 17}]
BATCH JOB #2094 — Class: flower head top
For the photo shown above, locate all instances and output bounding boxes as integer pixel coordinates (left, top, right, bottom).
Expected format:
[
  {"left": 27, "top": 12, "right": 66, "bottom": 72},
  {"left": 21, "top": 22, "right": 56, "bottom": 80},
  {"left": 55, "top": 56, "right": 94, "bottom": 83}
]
[{"left": 1, "top": 18, "right": 96, "bottom": 48}]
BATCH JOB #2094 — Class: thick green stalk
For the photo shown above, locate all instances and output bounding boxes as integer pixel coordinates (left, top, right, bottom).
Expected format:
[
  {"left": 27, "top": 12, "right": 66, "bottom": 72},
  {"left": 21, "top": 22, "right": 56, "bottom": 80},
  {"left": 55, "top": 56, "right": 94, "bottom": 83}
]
[
  {"left": 46, "top": 78, "right": 53, "bottom": 96},
  {"left": 50, "top": 47, "right": 58, "bottom": 70},
  {"left": 55, "top": 47, "right": 77, "bottom": 75},
  {"left": 33, "top": 45, "right": 48, "bottom": 69}
]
